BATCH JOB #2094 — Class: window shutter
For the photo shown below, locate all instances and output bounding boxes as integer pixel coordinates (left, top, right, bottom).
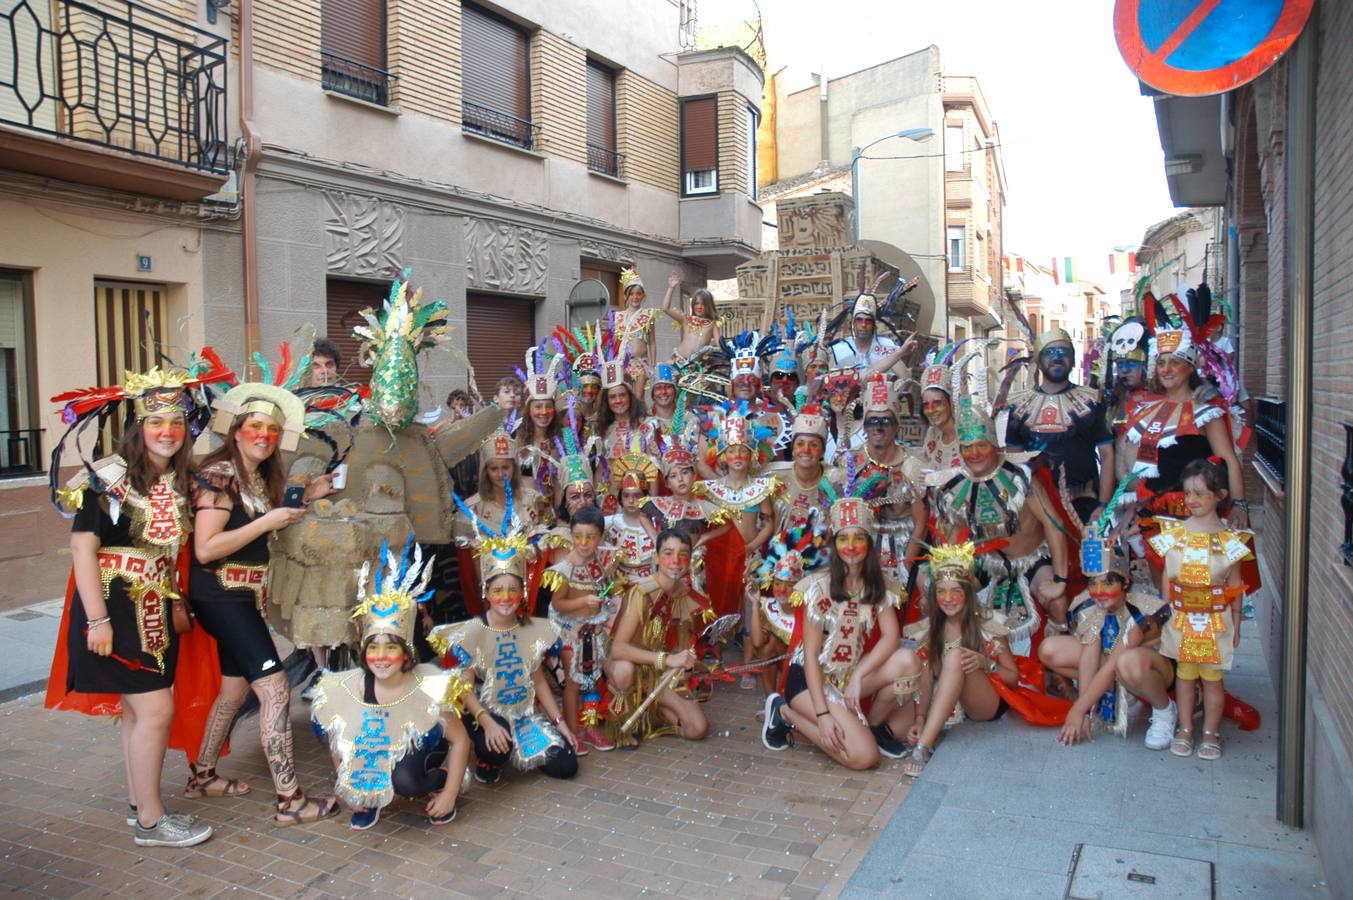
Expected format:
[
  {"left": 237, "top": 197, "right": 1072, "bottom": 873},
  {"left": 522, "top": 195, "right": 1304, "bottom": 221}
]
[
  {"left": 466, "top": 294, "right": 535, "bottom": 390},
  {"left": 681, "top": 97, "right": 717, "bottom": 171},
  {"left": 321, "top": 0, "right": 385, "bottom": 68},
  {"left": 462, "top": 5, "right": 528, "bottom": 119},
  {"left": 326, "top": 279, "right": 387, "bottom": 386},
  {"left": 586, "top": 60, "right": 615, "bottom": 151}
]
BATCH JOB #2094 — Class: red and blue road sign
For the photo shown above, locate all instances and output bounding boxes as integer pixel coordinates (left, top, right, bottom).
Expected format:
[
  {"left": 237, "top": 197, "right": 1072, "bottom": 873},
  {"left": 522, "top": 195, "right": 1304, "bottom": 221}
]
[{"left": 1114, "top": 0, "right": 1314, "bottom": 96}]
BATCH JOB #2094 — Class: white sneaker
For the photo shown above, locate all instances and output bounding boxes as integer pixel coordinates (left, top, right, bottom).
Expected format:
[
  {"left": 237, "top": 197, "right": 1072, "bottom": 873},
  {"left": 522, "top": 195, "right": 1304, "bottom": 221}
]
[{"left": 1144, "top": 700, "right": 1177, "bottom": 750}]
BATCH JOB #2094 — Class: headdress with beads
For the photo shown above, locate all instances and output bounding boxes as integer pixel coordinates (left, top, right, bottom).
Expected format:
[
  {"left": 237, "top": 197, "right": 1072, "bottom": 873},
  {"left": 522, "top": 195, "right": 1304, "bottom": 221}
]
[
  {"left": 861, "top": 372, "right": 902, "bottom": 416},
  {"left": 351, "top": 534, "right": 435, "bottom": 645},
  {"left": 610, "top": 435, "right": 659, "bottom": 494},
  {"left": 547, "top": 395, "right": 595, "bottom": 489},
  {"left": 790, "top": 388, "right": 829, "bottom": 442},
  {"left": 482, "top": 415, "right": 518, "bottom": 462},
  {"left": 519, "top": 341, "right": 564, "bottom": 403},
  {"left": 706, "top": 401, "right": 775, "bottom": 464},
  {"left": 50, "top": 348, "right": 235, "bottom": 513},
  {"left": 652, "top": 363, "right": 676, "bottom": 388},
  {"left": 820, "top": 455, "right": 889, "bottom": 534}
]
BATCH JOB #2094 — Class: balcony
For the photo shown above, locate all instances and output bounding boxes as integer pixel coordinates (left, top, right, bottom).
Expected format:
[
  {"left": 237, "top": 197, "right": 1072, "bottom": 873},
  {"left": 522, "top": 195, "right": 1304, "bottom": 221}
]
[
  {"left": 462, "top": 99, "right": 538, "bottom": 151},
  {"left": 947, "top": 266, "right": 1002, "bottom": 327},
  {"left": 586, "top": 142, "right": 623, "bottom": 178},
  {"left": 0, "top": 428, "right": 44, "bottom": 478},
  {"left": 321, "top": 51, "right": 393, "bottom": 107},
  {"left": 0, "top": 0, "right": 229, "bottom": 200}
]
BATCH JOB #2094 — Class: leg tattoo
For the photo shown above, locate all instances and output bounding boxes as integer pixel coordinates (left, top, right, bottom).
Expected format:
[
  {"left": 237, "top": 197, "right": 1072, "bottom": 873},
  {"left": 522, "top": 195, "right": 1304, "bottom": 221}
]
[
  {"left": 197, "top": 692, "right": 245, "bottom": 769},
  {"left": 254, "top": 675, "right": 297, "bottom": 795}
]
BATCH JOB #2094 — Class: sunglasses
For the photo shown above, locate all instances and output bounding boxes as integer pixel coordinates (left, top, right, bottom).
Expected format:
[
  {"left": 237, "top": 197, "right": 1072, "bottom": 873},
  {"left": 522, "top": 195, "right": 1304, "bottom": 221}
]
[
  {"left": 864, "top": 417, "right": 897, "bottom": 429},
  {"left": 1040, "top": 346, "right": 1074, "bottom": 361}
]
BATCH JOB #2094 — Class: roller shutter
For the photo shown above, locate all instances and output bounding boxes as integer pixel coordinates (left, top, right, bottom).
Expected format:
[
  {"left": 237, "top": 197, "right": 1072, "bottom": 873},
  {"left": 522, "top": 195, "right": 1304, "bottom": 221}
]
[{"left": 466, "top": 293, "right": 535, "bottom": 397}]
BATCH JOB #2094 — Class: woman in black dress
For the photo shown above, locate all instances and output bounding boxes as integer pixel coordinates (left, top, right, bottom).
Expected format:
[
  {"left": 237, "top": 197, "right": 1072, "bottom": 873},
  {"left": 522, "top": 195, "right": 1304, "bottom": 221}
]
[
  {"left": 186, "top": 382, "right": 340, "bottom": 826},
  {"left": 45, "top": 367, "right": 227, "bottom": 848}
]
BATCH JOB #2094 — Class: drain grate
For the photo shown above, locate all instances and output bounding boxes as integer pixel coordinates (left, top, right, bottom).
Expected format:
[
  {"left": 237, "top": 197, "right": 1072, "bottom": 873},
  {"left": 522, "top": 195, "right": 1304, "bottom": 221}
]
[{"left": 1065, "top": 843, "right": 1214, "bottom": 899}]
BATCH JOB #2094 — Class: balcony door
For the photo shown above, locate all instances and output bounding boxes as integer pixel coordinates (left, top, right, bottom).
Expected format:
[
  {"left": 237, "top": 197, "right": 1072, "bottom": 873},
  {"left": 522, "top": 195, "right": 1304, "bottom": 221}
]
[
  {"left": 94, "top": 280, "right": 168, "bottom": 450},
  {"left": 326, "top": 278, "right": 386, "bottom": 386},
  {"left": 466, "top": 293, "right": 534, "bottom": 395}
]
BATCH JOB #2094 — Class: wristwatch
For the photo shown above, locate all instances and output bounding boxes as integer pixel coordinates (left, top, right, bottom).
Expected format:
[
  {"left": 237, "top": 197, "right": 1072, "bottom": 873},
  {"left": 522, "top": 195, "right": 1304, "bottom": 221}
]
[{"left": 986, "top": 656, "right": 998, "bottom": 674}]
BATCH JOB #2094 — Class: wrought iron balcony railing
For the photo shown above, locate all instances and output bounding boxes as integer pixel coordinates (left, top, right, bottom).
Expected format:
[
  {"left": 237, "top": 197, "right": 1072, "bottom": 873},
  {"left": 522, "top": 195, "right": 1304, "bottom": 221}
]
[
  {"left": 0, "top": 428, "right": 44, "bottom": 477},
  {"left": 321, "top": 50, "right": 393, "bottom": 107},
  {"left": 0, "top": 0, "right": 229, "bottom": 173},
  {"left": 1254, "top": 396, "right": 1287, "bottom": 490},
  {"left": 586, "top": 142, "right": 623, "bottom": 177},
  {"left": 462, "top": 99, "right": 538, "bottom": 150}
]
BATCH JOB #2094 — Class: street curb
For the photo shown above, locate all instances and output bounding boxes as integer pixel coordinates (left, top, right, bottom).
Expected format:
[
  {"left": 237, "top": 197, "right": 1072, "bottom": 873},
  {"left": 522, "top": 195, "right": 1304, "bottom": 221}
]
[{"left": 0, "top": 680, "right": 46, "bottom": 706}]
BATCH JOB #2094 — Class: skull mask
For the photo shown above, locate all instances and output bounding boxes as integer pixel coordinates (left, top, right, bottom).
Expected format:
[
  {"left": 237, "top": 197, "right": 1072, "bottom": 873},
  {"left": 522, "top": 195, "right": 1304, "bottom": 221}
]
[{"left": 1109, "top": 319, "right": 1146, "bottom": 357}]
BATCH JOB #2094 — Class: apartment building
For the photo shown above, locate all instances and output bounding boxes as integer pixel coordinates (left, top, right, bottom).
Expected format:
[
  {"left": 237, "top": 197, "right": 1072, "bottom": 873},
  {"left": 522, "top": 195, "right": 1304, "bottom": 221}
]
[
  {"left": 765, "top": 47, "right": 1004, "bottom": 343},
  {"left": 0, "top": 0, "right": 762, "bottom": 605}
]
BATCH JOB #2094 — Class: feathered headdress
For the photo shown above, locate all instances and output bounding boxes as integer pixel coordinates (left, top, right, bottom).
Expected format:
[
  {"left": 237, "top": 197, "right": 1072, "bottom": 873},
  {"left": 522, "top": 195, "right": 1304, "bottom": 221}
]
[
  {"left": 351, "top": 534, "right": 436, "bottom": 645},
  {"left": 713, "top": 329, "right": 784, "bottom": 385},
  {"left": 1144, "top": 285, "right": 1238, "bottom": 404},
  {"left": 519, "top": 339, "right": 563, "bottom": 403},
  {"left": 820, "top": 454, "right": 889, "bottom": 534},
  {"left": 705, "top": 401, "right": 775, "bottom": 465},
  {"left": 921, "top": 529, "right": 1010, "bottom": 586},
  {"left": 451, "top": 480, "right": 533, "bottom": 590},
  {"left": 790, "top": 388, "right": 829, "bottom": 442},
  {"left": 757, "top": 510, "right": 829, "bottom": 586},
  {"left": 551, "top": 321, "right": 604, "bottom": 384},
  {"left": 353, "top": 269, "right": 453, "bottom": 430}
]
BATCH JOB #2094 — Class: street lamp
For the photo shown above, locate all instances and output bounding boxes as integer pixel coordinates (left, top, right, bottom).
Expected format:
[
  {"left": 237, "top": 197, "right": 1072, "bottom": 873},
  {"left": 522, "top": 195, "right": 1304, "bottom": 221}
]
[{"left": 850, "top": 127, "right": 935, "bottom": 241}]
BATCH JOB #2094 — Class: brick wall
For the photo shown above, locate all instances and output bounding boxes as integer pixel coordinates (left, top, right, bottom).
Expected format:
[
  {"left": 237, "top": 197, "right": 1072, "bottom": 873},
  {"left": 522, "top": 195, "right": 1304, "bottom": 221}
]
[
  {"left": 717, "top": 91, "right": 749, "bottom": 197},
  {"left": 249, "top": 0, "right": 320, "bottom": 83},
  {"left": 616, "top": 70, "right": 680, "bottom": 191},
  {"left": 531, "top": 30, "right": 586, "bottom": 165},
  {"left": 389, "top": 0, "right": 460, "bottom": 124},
  {"left": 1259, "top": 62, "right": 1289, "bottom": 401},
  {"left": 1307, "top": 0, "right": 1353, "bottom": 764},
  {"left": 1233, "top": 88, "right": 1270, "bottom": 512}
]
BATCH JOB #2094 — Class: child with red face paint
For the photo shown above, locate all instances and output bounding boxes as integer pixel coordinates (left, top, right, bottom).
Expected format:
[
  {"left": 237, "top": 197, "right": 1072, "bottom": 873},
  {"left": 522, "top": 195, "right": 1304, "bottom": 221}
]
[
  {"left": 311, "top": 537, "right": 473, "bottom": 831},
  {"left": 902, "top": 541, "right": 1019, "bottom": 778},
  {"left": 761, "top": 497, "right": 920, "bottom": 768},
  {"left": 542, "top": 507, "right": 621, "bottom": 754}
]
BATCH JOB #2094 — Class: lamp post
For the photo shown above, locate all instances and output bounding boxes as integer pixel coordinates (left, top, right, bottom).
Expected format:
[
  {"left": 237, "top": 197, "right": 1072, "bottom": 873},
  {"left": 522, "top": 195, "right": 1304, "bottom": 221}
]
[{"left": 850, "top": 127, "right": 935, "bottom": 241}]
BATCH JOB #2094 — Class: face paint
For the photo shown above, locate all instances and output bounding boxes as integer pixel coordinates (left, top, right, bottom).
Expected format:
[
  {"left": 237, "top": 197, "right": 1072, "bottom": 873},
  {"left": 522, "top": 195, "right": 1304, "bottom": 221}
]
[
  {"left": 792, "top": 435, "right": 824, "bottom": 464},
  {"left": 935, "top": 581, "right": 967, "bottom": 617},
  {"left": 607, "top": 387, "right": 630, "bottom": 415},
  {"left": 723, "top": 446, "right": 752, "bottom": 471},
  {"left": 922, "top": 390, "right": 951, "bottom": 426},
  {"left": 237, "top": 416, "right": 282, "bottom": 458},
  {"left": 566, "top": 484, "right": 595, "bottom": 513},
  {"left": 1087, "top": 577, "right": 1124, "bottom": 609},
  {"left": 581, "top": 383, "right": 601, "bottom": 403},
  {"left": 1181, "top": 475, "right": 1222, "bottom": 517},
  {"left": 621, "top": 486, "right": 644, "bottom": 512},
  {"left": 960, "top": 439, "right": 998, "bottom": 473},
  {"left": 834, "top": 529, "right": 869, "bottom": 563},
  {"left": 486, "top": 459, "right": 513, "bottom": 486},
  {"left": 529, "top": 400, "right": 555, "bottom": 428},
  {"left": 652, "top": 384, "right": 675, "bottom": 407},
  {"left": 142, "top": 414, "right": 187, "bottom": 455},
  {"left": 485, "top": 577, "right": 524, "bottom": 623},
  {"left": 571, "top": 524, "right": 602, "bottom": 554},
  {"left": 365, "top": 639, "right": 406, "bottom": 676},
  {"left": 656, "top": 541, "right": 691, "bottom": 579}
]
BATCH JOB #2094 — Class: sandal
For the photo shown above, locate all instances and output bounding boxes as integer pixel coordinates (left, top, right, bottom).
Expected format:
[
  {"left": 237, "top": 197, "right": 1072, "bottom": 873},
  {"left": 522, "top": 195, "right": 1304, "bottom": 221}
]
[
  {"left": 274, "top": 789, "right": 340, "bottom": 827},
  {"left": 184, "top": 762, "right": 251, "bottom": 799},
  {"left": 1170, "top": 727, "right": 1194, "bottom": 757},
  {"left": 904, "top": 744, "right": 933, "bottom": 778},
  {"left": 1197, "top": 730, "right": 1223, "bottom": 761}
]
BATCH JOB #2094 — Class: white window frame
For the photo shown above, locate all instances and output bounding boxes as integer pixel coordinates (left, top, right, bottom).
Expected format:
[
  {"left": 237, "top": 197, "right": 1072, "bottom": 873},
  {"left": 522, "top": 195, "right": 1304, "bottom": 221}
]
[
  {"left": 945, "top": 125, "right": 965, "bottom": 172},
  {"left": 684, "top": 169, "right": 718, "bottom": 195},
  {"left": 745, "top": 104, "right": 758, "bottom": 201},
  {"left": 947, "top": 226, "right": 966, "bottom": 271}
]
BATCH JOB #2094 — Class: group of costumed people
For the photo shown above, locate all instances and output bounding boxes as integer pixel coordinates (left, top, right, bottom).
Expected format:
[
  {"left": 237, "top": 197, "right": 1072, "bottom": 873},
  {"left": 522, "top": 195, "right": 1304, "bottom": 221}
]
[{"left": 42, "top": 262, "right": 1260, "bottom": 846}]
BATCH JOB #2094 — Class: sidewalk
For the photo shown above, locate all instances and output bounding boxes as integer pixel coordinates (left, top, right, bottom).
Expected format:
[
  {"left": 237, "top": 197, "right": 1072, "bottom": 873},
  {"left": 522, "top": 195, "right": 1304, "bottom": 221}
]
[
  {"left": 844, "top": 629, "right": 1331, "bottom": 898},
  {"left": 0, "top": 597, "right": 63, "bottom": 703}
]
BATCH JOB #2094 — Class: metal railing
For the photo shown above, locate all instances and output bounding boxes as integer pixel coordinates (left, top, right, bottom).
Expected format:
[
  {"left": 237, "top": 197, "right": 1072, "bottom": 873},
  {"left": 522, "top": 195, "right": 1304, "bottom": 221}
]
[
  {"left": 462, "top": 99, "right": 538, "bottom": 150},
  {"left": 0, "top": 0, "right": 229, "bottom": 173},
  {"left": 1254, "top": 397, "right": 1287, "bottom": 489},
  {"left": 0, "top": 428, "right": 44, "bottom": 477},
  {"left": 321, "top": 50, "right": 393, "bottom": 107},
  {"left": 586, "top": 142, "right": 622, "bottom": 177}
]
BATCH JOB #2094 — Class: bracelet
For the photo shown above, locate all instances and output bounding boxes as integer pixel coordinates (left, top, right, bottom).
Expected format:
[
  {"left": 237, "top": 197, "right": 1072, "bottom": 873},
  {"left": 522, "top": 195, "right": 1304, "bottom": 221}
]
[
  {"left": 1051, "top": 574, "right": 1068, "bottom": 584},
  {"left": 815, "top": 710, "right": 830, "bottom": 718},
  {"left": 655, "top": 651, "right": 668, "bottom": 670},
  {"left": 86, "top": 616, "right": 111, "bottom": 627},
  {"left": 474, "top": 708, "right": 490, "bottom": 723}
]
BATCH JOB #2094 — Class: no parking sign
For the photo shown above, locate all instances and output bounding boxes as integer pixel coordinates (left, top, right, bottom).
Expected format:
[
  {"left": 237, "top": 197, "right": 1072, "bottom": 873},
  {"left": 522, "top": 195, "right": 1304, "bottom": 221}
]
[{"left": 1114, "top": 0, "right": 1314, "bottom": 96}]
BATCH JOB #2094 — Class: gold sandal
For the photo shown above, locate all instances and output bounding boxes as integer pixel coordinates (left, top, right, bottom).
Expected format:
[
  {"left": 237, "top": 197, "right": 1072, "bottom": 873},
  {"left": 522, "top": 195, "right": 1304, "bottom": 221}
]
[
  {"left": 1170, "top": 727, "right": 1194, "bottom": 757},
  {"left": 1197, "top": 730, "right": 1223, "bottom": 761}
]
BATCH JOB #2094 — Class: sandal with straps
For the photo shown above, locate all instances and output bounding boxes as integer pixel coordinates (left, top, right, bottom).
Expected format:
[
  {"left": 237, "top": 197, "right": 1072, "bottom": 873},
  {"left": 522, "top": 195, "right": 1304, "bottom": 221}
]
[
  {"left": 274, "top": 789, "right": 340, "bottom": 827},
  {"left": 1170, "top": 727, "right": 1194, "bottom": 757},
  {"left": 1197, "top": 730, "right": 1223, "bottom": 761},
  {"left": 184, "top": 762, "right": 252, "bottom": 799},
  {"left": 904, "top": 744, "right": 933, "bottom": 779}
]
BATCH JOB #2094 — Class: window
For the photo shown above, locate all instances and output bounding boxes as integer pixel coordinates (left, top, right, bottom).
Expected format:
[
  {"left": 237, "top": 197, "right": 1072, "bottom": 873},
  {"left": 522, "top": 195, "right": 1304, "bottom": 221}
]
[
  {"left": 94, "top": 281, "right": 169, "bottom": 450},
  {"left": 466, "top": 294, "right": 535, "bottom": 387},
  {"left": 462, "top": 4, "right": 534, "bottom": 148},
  {"left": 681, "top": 96, "right": 718, "bottom": 195},
  {"left": 586, "top": 60, "right": 619, "bottom": 176},
  {"left": 0, "top": 271, "right": 39, "bottom": 476},
  {"left": 745, "top": 104, "right": 759, "bottom": 201},
  {"left": 947, "top": 226, "right": 965, "bottom": 271},
  {"left": 945, "top": 125, "right": 964, "bottom": 172},
  {"left": 321, "top": 0, "right": 390, "bottom": 105}
]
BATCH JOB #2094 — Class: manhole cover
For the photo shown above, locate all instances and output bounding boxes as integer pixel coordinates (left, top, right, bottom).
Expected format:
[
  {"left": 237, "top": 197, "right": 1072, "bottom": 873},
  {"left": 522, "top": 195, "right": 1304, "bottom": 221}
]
[{"left": 1066, "top": 844, "right": 1214, "bottom": 899}]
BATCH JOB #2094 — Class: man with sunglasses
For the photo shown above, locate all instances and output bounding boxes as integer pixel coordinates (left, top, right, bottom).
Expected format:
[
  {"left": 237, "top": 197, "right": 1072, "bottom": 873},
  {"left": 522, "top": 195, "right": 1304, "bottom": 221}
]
[{"left": 1002, "top": 329, "right": 1114, "bottom": 523}]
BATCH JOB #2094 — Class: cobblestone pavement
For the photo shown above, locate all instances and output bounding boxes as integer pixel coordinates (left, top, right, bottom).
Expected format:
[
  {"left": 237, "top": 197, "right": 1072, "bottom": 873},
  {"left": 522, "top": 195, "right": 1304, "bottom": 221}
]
[{"left": 0, "top": 683, "right": 911, "bottom": 899}]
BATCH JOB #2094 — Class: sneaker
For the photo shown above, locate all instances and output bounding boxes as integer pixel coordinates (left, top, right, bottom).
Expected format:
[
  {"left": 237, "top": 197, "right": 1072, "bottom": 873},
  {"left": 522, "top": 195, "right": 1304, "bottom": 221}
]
[
  {"left": 473, "top": 762, "right": 501, "bottom": 785},
  {"left": 574, "top": 736, "right": 590, "bottom": 758},
  {"left": 584, "top": 726, "right": 615, "bottom": 752},
  {"left": 1144, "top": 699, "right": 1177, "bottom": 751},
  {"left": 350, "top": 807, "right": 381, "bottom": 831},
  {"left": 133, "top": 813, "right": 213, "bottom": 848},
  {"left": 125, "top": 804, "right": 138, "bottom": 827},
  {"left": 871, "top": 723, "right": 908, "bottom": 760},
  {"left": 762, "top": 693, "right": 790, "bottom": 752},
  {"left": 740, "top": 674, "right": 757, "bottom": 691},
  {"left": 428, "top": 806, "right": 457, "bottom": 826}
]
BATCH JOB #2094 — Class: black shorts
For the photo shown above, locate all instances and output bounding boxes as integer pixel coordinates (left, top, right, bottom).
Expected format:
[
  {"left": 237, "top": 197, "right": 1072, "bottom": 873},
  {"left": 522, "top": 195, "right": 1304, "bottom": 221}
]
[
  {"left": 784, "top": 664, "right": 808, "bottom": 704},
  {"left": 193, "top": 600, "right": 282, "bottom": 682}
]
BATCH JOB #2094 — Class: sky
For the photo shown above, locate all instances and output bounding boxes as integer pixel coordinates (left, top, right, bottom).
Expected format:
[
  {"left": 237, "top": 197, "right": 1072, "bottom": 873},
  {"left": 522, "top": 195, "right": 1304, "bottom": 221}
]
[{"left": 701, "top": 0, "right": 1181, "bottom": 292}]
